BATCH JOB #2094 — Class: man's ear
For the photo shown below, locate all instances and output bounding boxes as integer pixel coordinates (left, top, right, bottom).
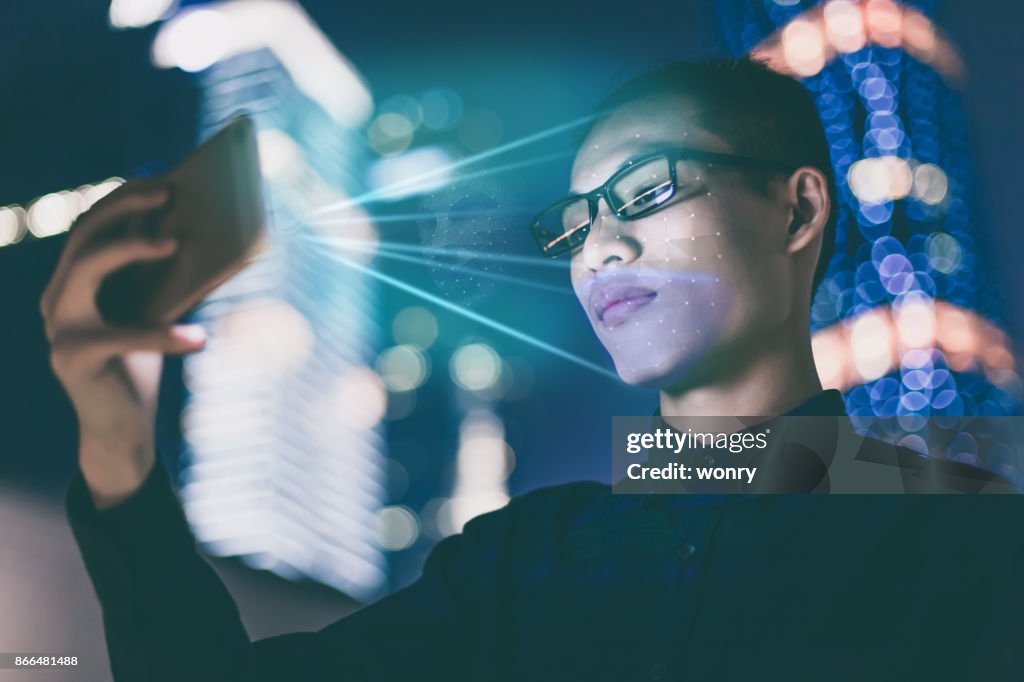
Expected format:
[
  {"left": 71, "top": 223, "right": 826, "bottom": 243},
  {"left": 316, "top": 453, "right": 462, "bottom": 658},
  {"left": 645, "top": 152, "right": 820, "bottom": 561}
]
[{"left": 784, "top": 167, "right": 830, "bottom": 254}]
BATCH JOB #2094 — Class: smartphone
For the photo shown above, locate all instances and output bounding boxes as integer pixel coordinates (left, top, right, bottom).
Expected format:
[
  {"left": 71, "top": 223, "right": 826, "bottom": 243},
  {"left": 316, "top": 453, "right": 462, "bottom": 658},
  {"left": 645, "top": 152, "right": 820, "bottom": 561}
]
[{"left": 96, "top": 115, "right": 269, "bottom": 327}]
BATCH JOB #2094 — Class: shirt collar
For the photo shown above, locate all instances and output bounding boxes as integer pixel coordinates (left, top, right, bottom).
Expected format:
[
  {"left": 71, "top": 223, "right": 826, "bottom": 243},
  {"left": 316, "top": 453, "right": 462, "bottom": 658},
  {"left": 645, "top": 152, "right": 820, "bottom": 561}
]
[
  {"left": 653, "top": 389, "right": 847, "bottom": 420},
  {"left": 646, "top": 389, "right": 847, "bottom": 493}
]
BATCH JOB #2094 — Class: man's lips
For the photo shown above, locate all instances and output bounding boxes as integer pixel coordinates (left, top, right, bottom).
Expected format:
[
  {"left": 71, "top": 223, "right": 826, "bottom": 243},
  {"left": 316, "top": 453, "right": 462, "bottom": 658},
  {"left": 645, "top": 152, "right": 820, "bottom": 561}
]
[{"left": 591, "top": 284, "right": 658, "bottom": 327}]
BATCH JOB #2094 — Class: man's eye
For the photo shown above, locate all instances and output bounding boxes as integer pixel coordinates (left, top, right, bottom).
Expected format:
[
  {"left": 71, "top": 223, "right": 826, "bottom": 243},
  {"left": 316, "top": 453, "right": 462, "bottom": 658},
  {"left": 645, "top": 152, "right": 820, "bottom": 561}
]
[
  {"left": 624, "top": 179, "right": 673, "bottom": 209},
  {"left": 632, "top": 184, "right": 666, "bottom": 205}
]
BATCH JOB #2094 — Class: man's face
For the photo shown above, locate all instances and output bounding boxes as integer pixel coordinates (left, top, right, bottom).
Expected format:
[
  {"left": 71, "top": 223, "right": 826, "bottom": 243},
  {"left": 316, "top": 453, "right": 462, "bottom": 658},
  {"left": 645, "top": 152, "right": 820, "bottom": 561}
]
[{"left": 569, "top": 95, "right": 799, "bottom": 388}]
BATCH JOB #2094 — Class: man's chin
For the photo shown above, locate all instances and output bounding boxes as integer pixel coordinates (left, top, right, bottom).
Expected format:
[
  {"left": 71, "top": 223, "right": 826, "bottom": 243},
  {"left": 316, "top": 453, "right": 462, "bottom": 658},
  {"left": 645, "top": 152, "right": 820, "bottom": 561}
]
[{"left": 611, "top": 354, "right": 699, "bottom": 390}]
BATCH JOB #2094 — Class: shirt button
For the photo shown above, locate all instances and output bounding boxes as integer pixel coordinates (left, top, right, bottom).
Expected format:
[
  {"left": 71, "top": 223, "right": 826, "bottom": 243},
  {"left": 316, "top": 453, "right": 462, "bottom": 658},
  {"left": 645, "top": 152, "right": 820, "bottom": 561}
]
[{"left": 676, "top": 542, "right": 697, "bottom": 559}]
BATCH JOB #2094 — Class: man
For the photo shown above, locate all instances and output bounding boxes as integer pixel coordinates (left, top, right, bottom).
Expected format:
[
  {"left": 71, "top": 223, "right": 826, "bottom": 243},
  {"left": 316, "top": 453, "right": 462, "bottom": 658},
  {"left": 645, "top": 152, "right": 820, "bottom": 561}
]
[{"left": 45, "top": 59, "right": 1020, "bottom": 681}]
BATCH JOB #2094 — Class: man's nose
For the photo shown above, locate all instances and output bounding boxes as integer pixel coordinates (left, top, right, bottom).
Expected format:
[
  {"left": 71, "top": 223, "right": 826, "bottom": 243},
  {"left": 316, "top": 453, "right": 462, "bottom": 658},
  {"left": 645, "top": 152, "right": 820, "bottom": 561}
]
[{"left": 581, "top": 199, "right": 641, "bottom": 271}]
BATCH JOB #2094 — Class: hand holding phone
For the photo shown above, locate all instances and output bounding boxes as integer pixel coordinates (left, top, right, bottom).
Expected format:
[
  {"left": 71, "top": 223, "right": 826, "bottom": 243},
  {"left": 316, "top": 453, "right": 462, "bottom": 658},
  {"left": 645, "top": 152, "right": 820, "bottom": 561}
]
[
  {"left": 40, "top": 180, "right": 206, "bottom": 507},
  {"left": 39, "top": 115, "right": 268, "bottom": 508},
  {"left": 96, "top": 115, "right": 268, "bottom": 327}
]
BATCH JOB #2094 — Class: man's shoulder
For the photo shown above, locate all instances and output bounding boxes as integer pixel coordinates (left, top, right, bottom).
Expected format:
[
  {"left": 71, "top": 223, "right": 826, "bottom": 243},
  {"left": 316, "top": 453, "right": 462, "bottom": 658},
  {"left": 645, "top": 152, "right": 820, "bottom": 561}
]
[
  {"left": 454, "top": 481, "right": 611, "bottom": 550},
  {"left": 471, "top": 480, "right": 612, "bottom": 531},
  {"left": 510, "top": 480, "right": 612, "bottom": 511}
]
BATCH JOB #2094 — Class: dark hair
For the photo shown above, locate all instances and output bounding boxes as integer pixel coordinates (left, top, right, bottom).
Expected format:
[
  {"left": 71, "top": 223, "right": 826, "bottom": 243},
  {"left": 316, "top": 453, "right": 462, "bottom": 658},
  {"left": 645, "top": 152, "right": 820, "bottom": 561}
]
[{"left": 587, "top": 57, "right": 836, "bottom": 296}]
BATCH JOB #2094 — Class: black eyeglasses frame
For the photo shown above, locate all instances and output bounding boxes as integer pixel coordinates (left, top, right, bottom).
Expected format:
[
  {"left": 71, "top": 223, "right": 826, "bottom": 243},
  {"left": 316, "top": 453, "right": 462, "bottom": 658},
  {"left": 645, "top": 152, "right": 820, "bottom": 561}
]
[{"left": 529, "top": 147, "right": 797, "bottom": 257}]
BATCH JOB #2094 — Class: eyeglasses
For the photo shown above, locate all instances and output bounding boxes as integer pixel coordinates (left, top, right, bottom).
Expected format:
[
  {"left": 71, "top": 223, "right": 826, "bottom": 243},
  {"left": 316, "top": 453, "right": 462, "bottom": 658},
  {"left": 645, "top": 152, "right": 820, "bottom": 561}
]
[{"left": 529, "top": 147, "right": 796, "bottom": 258}]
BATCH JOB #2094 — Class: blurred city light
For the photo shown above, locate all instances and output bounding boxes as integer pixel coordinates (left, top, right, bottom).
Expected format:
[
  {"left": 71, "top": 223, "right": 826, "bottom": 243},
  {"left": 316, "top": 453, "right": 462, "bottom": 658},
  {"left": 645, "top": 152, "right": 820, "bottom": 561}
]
[
  {"left": 214, "top": 299, "right": 316, "bottom": 379},
  {"left": 26, "top": 192, "right": 76, "bottom": 238},
  {"left": 377, "top": 94, "right": 424, "bottom": 130},
  {"left": 257, "top": 128, "right": 303, "bottom": 182},
  {"left": 391, "top": 306, "right": 439, "bottom": 349},
  {"left": 154, "top": 8, "right": 230, "bottom": 72},
  {"left": 911, "top": 163, "right": 949, "bottom": 205},
  {"left": 367, "top": 112, "right": 415, "bottom": 156},
  {"left": 108, "top": 0, "right": 176, "bottom": 29},
  {"left": 367, "top": 146, "right": 455, "bottom": 201},
  {"left": 152, "top": 0, "right": 372, "bottom": 126},
  {"left": 750, "top": 1, "right": 965, "bottom": 84},
  {"left": 0, "top": 178, "right": 124, "bottom": 249},
  {"left": 332, "top": 366, "right": 388, "bottom": 430},
  {"left": 159, "top": 7, "right": 390, "bottom": 599},
  {"left": 849, "top": 310, "right": 893, "bottom": 381},
  {"left": 847, "top": 156, "right": 913, "bottom": 203},
  {"left": 723, "top": 0, "right": 1020, "bottom": 475},
  {"left": 376, "top": 345, "right": 430, "bottom": 393},
  {"left": 420, "top": 88, "right": 464, "bottom": 131},
  {"left": 374, "top": 506, "right": 420, "bottom": 551},
  {"left": 925, "top": 232, "right": 961, "bottom": 274},
  {"left": 864, "top": 0, "right": 903, "bottom": 48},
  {"left": 0, "top": 207, "right": 25, "bottom": 247},
  {"left": 823, "top": 0, "right": 866, "bottom": 54},
  {"left": 450, "top": 343, "right": 502, "bottom": 392},
  {"left": 79, "top": 178, "right": 125, "bottom": 210},
  {"left": 781, "top": 20, "right": 827, "bottom": 77},
  {"left": 811, "top": 301, "right": 1019, "bottom": 394},
  {"left": 316, "top": 208, "right": 380, "bottom": 264},
  {"left": 438, "top": 410, "right": 512, "bottom": 536}
]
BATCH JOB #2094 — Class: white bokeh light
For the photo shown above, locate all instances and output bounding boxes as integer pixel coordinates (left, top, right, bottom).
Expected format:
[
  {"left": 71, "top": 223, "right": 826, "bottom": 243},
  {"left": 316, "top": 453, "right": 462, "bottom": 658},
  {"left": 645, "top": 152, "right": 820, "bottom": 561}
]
[
  {"left": 376, "top": 345, "right": 429, "bottom": 392},
  {"left": 108, "top": 0, "right": 176, "bottom": 29},
  {"left": 450, "top": 343, "right": 501, "bottom": 392},
  {"left": 374, "top": 506, "right": 420, "bottom": 551}
]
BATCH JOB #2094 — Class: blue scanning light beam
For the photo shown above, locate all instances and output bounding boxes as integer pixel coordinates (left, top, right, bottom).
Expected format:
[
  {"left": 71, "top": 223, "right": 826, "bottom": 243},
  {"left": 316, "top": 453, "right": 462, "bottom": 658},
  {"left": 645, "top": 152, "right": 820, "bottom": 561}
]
[{"left": 311, "top": 241, "right": 619, "bottom": 381}]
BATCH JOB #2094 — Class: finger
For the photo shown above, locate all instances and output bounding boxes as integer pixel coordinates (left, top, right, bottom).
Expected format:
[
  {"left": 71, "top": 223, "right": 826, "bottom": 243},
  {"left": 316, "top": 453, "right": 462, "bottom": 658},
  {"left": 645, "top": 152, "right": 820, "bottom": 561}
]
[
  {"left": 66, "top": 182, "right": 171, "bottom": 254},
  {"left": 50, "top": 324, "right": 207, "bottom": 377},
  {"left": 42, "top": 212, "right": 163, "bottom": 321},
  {"left": 43, "top": 231, "right": 172, "bottom": 329},
  {"left": 64, "top": 236, "right": 178, "bottom": 298},
  {"left": 45, "top": 186, "right": 168, "bottom": 302}
]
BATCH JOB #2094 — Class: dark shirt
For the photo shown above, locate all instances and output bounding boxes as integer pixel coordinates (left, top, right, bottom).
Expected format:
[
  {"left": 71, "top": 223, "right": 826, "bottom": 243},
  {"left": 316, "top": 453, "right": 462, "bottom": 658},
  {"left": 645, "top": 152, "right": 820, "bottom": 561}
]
[{"left": 66, "top": 391, "right": 1023, "bottom": 681}]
